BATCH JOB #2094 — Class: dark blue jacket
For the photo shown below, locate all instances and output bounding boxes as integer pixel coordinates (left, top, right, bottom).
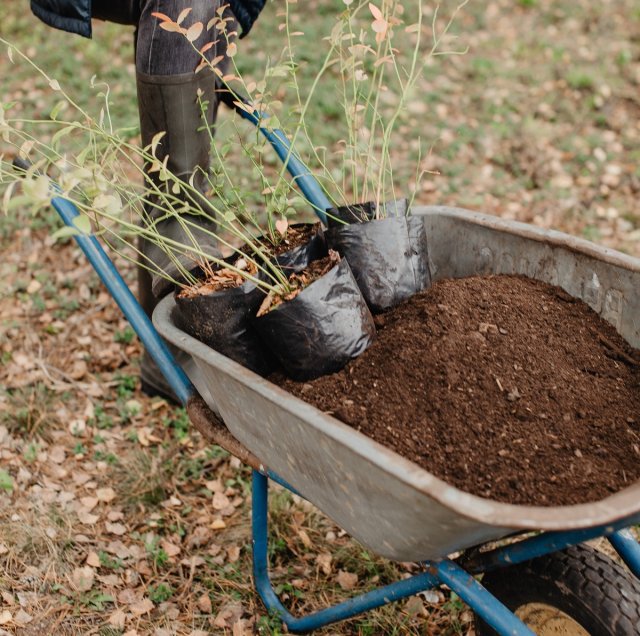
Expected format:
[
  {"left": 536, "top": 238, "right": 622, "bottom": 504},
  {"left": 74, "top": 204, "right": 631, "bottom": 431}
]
[{"left": 30, "top": 0, "right": 265, "bottom": 38}]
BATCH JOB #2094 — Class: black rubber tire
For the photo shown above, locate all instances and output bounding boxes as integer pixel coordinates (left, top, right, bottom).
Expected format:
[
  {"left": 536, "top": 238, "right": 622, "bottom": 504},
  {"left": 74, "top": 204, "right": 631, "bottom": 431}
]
[{"left": 474, "top": 544, "right": 640, "bottom": 635}]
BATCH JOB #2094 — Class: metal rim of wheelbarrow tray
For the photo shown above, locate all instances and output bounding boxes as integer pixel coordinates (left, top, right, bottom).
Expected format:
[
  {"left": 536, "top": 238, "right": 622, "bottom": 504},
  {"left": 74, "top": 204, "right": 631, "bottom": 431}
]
[{"left": 153, "top": 205, "right": 640, "bottom": 535}]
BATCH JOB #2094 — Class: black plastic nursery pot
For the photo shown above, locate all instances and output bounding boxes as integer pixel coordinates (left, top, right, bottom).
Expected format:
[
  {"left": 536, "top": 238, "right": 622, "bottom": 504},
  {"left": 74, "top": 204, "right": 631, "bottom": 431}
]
[
  {"left": 325, "top": 198, "right": 408, "bottom": 227},
  {"left": 273, "top": 222, "right": 327, "bottom": 275},
  {"left": 325, "top": 198, "right": 431, "bottom": 313},
  {"left": 254, "top": 257, "right": 376, "bottom": 381},
  {"left": 174, "top": 277, "right": 273, "bottom": 376},
  {"left": 173, "top": 223, "right": 326, "bottom": 376}
]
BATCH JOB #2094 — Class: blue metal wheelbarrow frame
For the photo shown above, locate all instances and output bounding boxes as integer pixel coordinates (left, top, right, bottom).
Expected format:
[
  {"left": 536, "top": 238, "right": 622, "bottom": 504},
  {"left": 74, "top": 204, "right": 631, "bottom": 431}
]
[{"left": 35, "top": 94, "right": 640, "bottom": 634}]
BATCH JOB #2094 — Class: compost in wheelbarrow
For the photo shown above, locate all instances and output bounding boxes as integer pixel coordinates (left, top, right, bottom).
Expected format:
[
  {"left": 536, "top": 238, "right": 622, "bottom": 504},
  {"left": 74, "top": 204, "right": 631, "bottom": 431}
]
[{"left": 277, "top": 272, "right": 640, "bottom": 507}]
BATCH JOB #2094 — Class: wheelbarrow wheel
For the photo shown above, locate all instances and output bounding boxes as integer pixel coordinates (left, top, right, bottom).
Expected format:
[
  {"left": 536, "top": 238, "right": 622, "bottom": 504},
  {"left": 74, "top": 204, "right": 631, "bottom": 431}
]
[{"left": 474, "top": 543, "right": 640, "bottom": 635}]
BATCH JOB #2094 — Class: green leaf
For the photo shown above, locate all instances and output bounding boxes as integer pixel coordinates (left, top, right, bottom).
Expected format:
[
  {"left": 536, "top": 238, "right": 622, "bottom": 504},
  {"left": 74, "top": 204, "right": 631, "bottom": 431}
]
[
  {"left": 5, "top": 194, "right": 31, "bottom": 212},
  {"left": 50, "top": 100, "right": 67, "bottom": 121},
  {"left": 51, "top": 125, "right": 74, "bottom": 148},
  {"left": 0, "top": 469, "right": 13, "bottom": 492},
  {"left": 92, "top": 193, "right": 121, "bottom": 215},
  {"left": 72, "top": 214, "right": 92, "bottom": 235},
  {"left": 76, "top": 145, "right": 92, "bottom": 167},
  {"left": 51, "top": 225, "right": 81, "bottom": 240}
]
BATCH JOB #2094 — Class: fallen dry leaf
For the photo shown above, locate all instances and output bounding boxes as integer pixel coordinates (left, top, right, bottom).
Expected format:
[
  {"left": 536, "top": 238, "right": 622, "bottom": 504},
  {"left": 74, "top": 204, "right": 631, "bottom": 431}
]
[
  {"left": 14, "top": 609, "right": 33, "bottom": 625},
  {"left": 316, "top": 552, "right": 332, "bottom": 576},
  {"left": 160, "top": 539, "right": 181, "bottom": 557},
  {"left": 405, "top": 595, "right": 426, "bottom": 617},
  {"left": 48, "top": 446, "right": 66, "bottom": 464},
  {"left": 80, "top": 496, "right": 99, "bottom": 510},
  {"left": 97, "top": 574, "right": 121, "bottom": 587},
  {"left": 105, "top": 522, "right": 127, "bottom": 536},
  {"left": 197, "top": 593, "right": 212, "bottom": 614},
  {"left": 71, "top": 566, "right": 95, "bottom": 592},
  {"left": 86, "top": 551, "right": 101, "bottom": 567},
  {"left": 77, "top": 509, "right": 100, "bottom": 525},
  {"left": 205, "top": 479, "right": 223, "bottom": 493},
  {"left": 26, "top": 279, "right": 41, "bottom": 294},
  {"left": 212, "top": 602, "right": 244, "bottom": 629},
  {"left": 96, "top": 487, "right": 116, "bottom": 502},
  {"left": 117, "top": 589, "right": 140, "bottom": 605},
  {"left": 232, "top": 619, "right": 246, "bottom": 636},
  {"left": 212, "top": 491, "right": 230, "bottom": 510},
  {"left": 108, "top": 608, "right": 126, "bottom": 629},
  {"left": 186, "top": 526, "right": 211, "bottom": 549},
  {"left": 129, "top": 597, "right": 154, "bottom": 616},
  {"left": 0, "top": 611, "right": 11, "bottom": 626},
  {"left": 227, "top": 545, "right": 240, "bottom": 563},
  {"left": 297, "top": 528, "right": 312, "bottom": 548},
  {"left": 336, "top": 570, "right": 358, "bottom": 591}
]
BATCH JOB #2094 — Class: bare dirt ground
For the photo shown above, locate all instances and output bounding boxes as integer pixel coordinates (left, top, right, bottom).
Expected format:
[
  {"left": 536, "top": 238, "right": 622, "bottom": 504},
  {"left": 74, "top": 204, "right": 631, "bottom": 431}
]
[{"left": 1, "top": 0, "right": 639, "bottom": 634}]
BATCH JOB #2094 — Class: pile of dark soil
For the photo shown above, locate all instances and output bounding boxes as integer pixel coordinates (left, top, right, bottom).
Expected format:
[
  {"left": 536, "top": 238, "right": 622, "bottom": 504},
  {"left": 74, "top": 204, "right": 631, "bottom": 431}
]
[{"left": 276, "top": 275, "right": 640, "bottom": 506}]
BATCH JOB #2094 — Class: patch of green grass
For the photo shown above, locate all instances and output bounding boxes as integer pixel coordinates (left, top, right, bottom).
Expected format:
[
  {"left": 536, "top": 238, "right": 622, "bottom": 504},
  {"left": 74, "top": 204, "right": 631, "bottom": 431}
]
[
  {"left": 80, "top": 591, "right": 115, "bottom": 611},
  {"left": 148, "top": 582, "right": 173, "bottom": 603},
  {"left": 115, "top": 373, "right": 137, "bottom": 399},
  {"left": 52, "top": 297, "right": 80, "bottom": 320},
  {"left": 145, "top": 536, "right": 169, "bottom": 569},
  {"left": 114, "top": 326, "right": 135, "bottom": 344},
  {"left": 98, "top": 551, "right": 124, "bottom": 571},
  {"left": 93, "top": 450, "right": 119, "bottom": 465},
  {"left": 0, "top": 470, "right": 14, "bottom": 492},
  {"left": 91, "top": 404, "right": 115, "bottom": 430},
  {"left": 1, "top": 382, "right": 58, "bottom": 439},
  {"left": 566, "top": 69, "right": 596, "bottom": 90},
  {"left": 113, "top": 448, "right": 170, "bottom": 508},
  {"left": 163, "top": 407, "right": 190, "bottom": 441},
  {"left": 583, "top": 225, "right": 602, "bottom": 241},
  {"left": 23, "top": 442, "right": 39, "bottom": 463}
]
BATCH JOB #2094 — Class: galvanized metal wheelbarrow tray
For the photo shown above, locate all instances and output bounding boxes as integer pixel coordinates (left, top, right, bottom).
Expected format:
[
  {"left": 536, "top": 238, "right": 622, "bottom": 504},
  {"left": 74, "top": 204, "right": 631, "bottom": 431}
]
[
  {"left": 34, "top": 90, "right": 640, "bottom": 632},
  {"left": 154, "top": 204, "right": 640, "bottom": 563}
]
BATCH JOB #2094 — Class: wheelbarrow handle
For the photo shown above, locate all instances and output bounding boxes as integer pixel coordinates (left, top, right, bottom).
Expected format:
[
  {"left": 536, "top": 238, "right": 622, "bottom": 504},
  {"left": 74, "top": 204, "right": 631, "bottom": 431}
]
[
  {"left": 216, "top": 79, "right": 331, "bottom": 225},
  {"left": 11, "top": 156, "right": 194, "bottom": 405}
]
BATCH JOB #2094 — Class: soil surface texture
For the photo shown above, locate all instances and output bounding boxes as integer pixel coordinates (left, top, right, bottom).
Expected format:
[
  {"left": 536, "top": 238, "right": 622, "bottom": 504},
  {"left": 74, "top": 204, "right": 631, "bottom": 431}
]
[
  {"left": 271, "top": 222, "right": 322, "bottom": 255},
  {"left": 276, "top": 275, "right": 640, "bottom": 506}
]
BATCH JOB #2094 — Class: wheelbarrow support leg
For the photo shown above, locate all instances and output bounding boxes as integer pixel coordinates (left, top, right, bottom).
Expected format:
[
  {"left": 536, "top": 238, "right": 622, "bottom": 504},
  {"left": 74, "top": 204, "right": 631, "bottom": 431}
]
[
  {"left": 434, "top": 560, "right": 536, "bottom": 636},
  {"left": 252, "top": 472, "right": 536, "bottom": 635},
  {"left": 608, "top": 529, "right": 640, "bottom": 579}
]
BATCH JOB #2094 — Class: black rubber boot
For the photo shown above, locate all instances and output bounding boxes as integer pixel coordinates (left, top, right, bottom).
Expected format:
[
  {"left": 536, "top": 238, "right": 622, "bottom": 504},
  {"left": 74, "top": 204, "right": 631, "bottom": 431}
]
[{"left": 136, "top": 70, "right": 224, "bottom": 403}]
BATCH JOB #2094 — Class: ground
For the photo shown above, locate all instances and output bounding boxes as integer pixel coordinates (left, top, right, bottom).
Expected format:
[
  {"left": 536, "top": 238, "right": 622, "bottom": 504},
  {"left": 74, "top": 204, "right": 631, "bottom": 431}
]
[{"left": 0, "top": 0, "right": 639, "bottom": 634}]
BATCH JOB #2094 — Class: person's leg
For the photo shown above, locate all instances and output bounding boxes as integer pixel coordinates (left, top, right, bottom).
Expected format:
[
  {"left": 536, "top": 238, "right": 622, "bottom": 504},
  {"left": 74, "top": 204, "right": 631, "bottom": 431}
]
[{"left": 134, "top": 0, "right": 236, "bottom": 400}]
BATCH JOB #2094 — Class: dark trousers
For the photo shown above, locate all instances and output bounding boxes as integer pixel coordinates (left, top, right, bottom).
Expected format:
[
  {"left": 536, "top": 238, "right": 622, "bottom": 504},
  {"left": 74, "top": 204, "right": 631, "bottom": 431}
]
[{"left": 92, "top": 0, "right": 235, "bottom": 75}]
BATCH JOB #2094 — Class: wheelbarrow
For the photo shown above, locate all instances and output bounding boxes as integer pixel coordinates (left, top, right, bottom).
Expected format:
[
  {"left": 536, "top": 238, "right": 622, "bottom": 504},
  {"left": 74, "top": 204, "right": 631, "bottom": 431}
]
[{"left": 25, "top": 89, "right": 640, "bottom": 634}]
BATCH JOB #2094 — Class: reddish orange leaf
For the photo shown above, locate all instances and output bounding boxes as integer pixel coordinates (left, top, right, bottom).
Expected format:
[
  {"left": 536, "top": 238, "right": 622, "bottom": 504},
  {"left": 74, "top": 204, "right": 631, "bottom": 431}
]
[{"left": 151, "top": 11, "right": 172, "bottom": 22}]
